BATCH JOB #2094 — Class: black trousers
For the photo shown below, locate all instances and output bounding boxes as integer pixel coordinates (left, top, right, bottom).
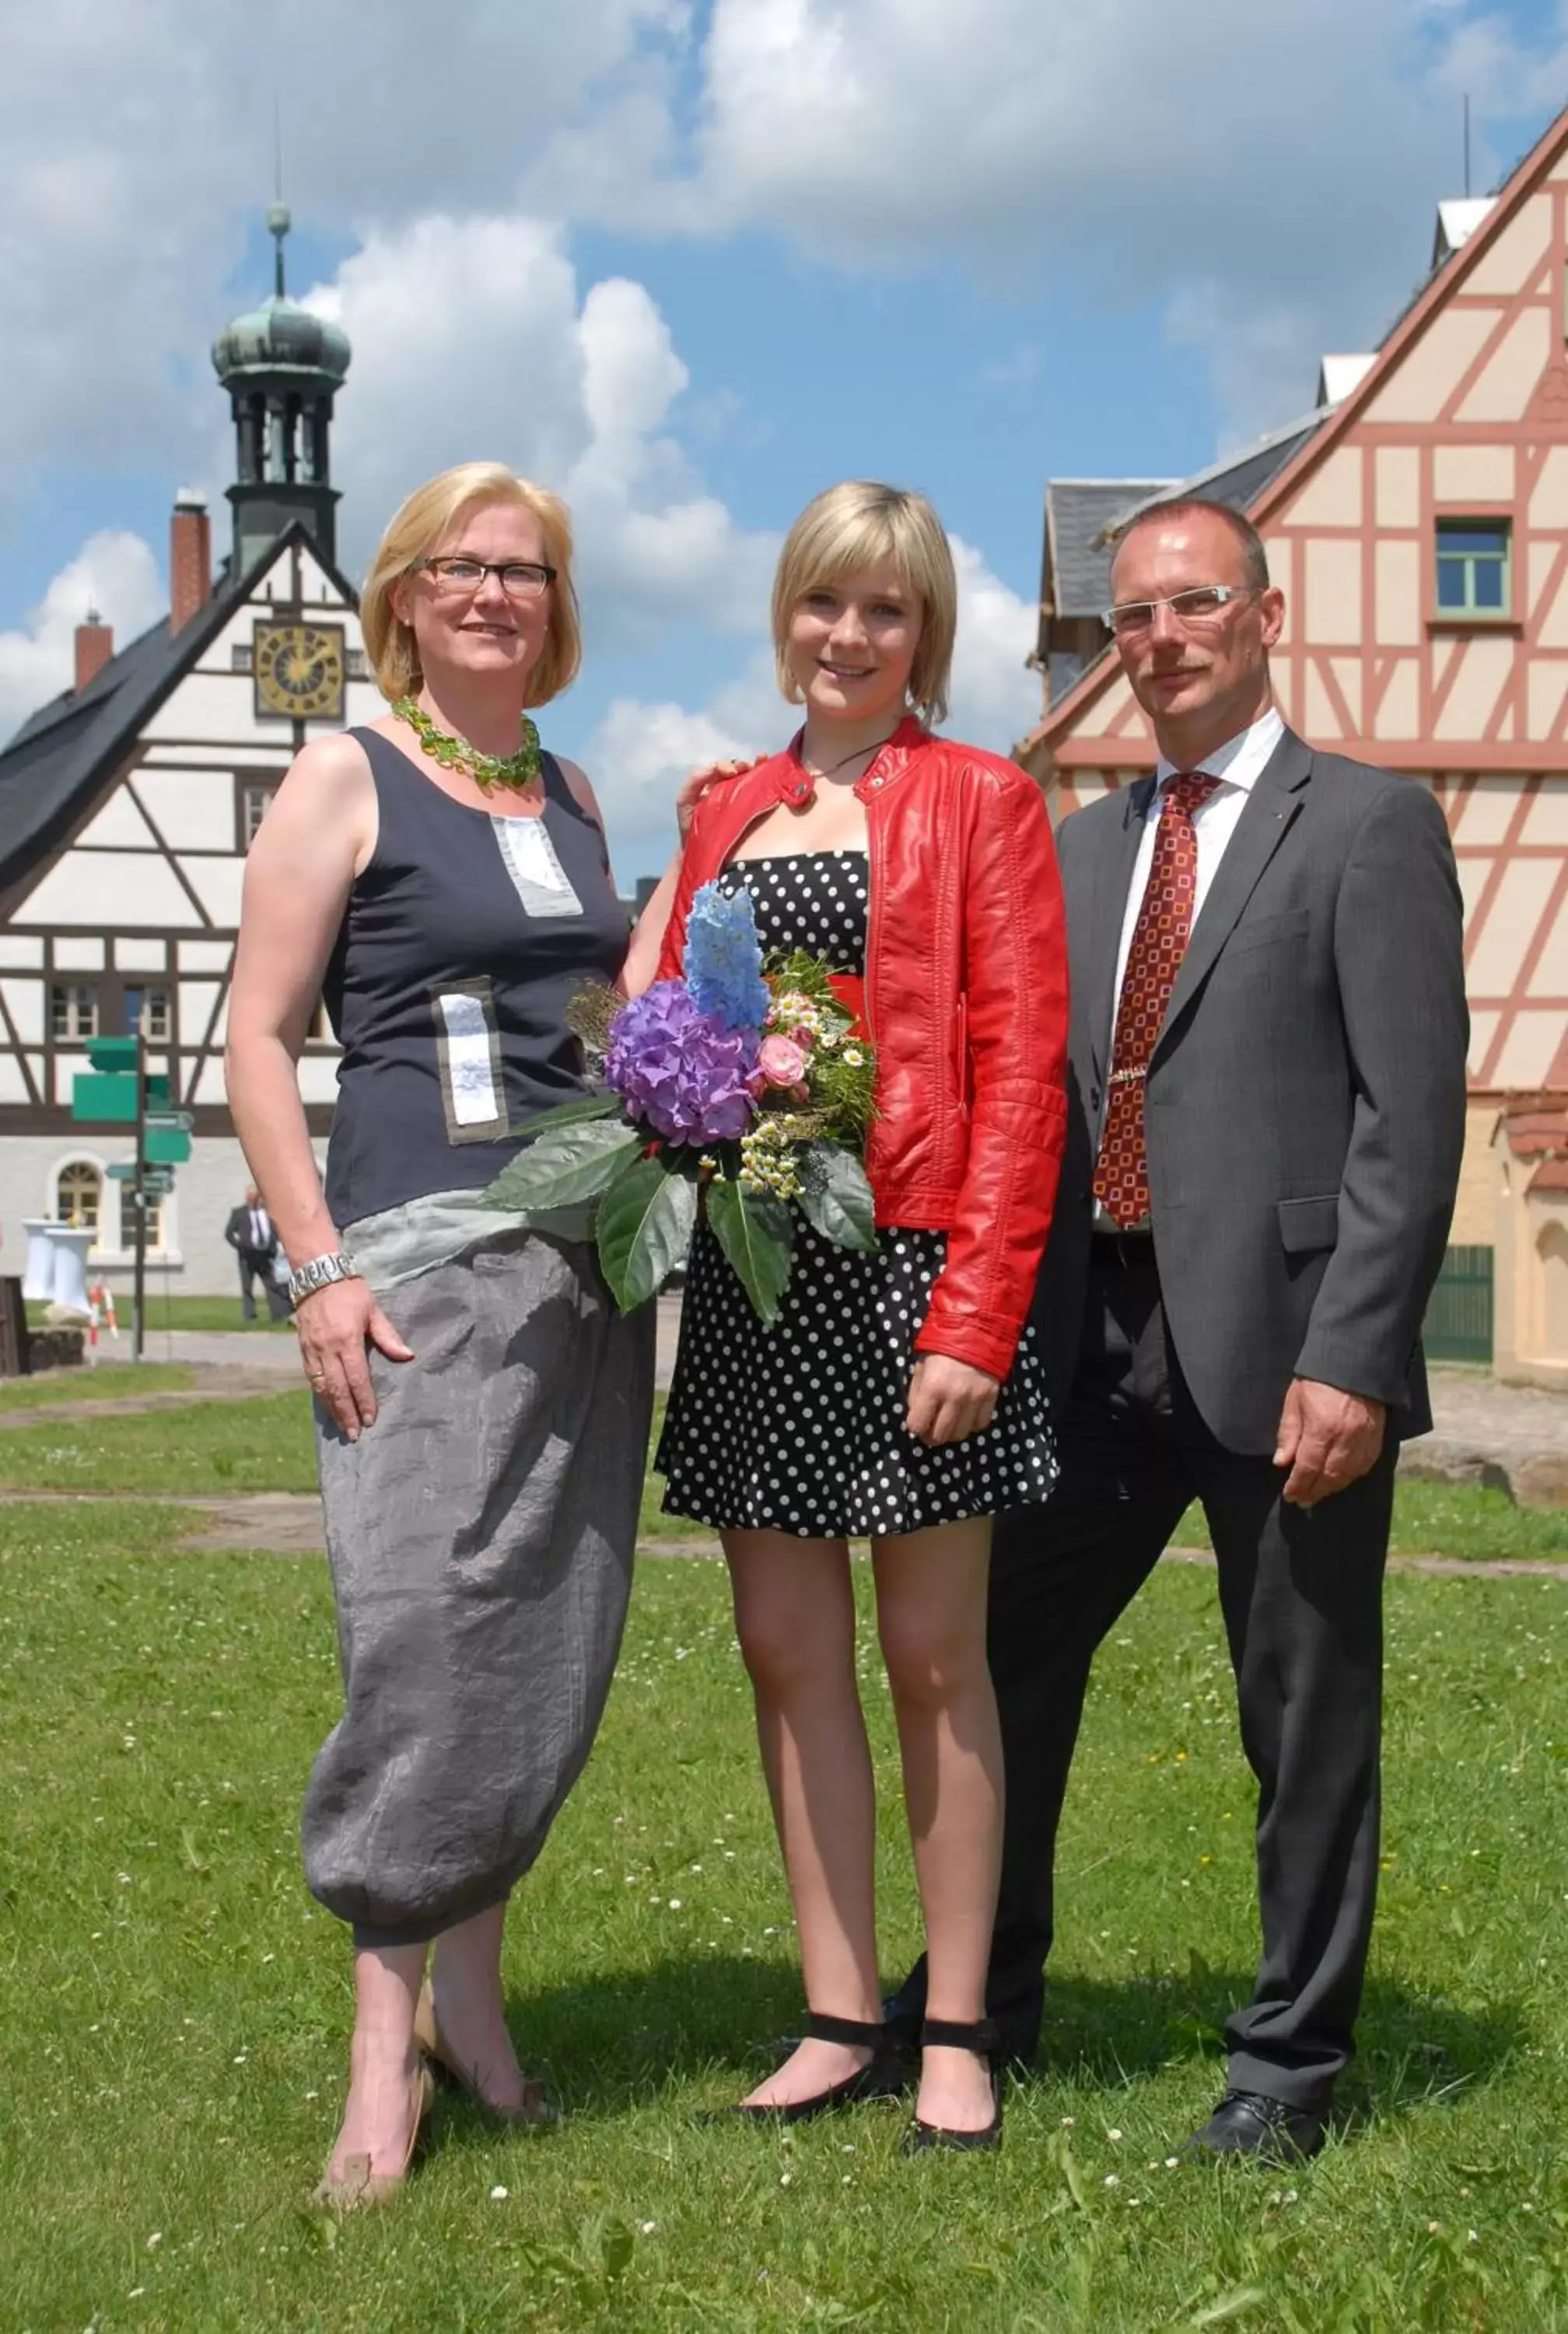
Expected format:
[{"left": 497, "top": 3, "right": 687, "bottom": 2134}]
[
  {"left": 897, "top": 1241, "right": 1394, "bottom": 2113},
  {"left": 236, "top": 1248, "right": 289, "bottom": 1323}
]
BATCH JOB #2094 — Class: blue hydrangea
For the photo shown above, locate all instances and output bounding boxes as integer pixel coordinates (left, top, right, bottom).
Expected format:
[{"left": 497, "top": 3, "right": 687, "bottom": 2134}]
[{"left": 683, "top": 880, "right": 770, "bottom": 1033}]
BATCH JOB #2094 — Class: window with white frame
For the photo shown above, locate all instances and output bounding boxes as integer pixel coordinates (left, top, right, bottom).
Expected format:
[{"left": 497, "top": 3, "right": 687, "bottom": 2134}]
[
  {"left": 54, "top": 1158, "right": 102, "bottom": 1234},
  {"left": 241, "top": 781, "right": 278, "bottom": 849},
  {"left": 49, "top": 983, "right": 99, "bottom": 1040},
  {"left": 123, "top": 986, "right": 171, "bottom": 1040}
]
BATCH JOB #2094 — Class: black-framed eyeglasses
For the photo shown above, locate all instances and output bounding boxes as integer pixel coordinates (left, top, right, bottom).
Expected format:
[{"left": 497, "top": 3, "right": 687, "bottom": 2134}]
[
  {"left": 1102, "top": 584, "right": 1259, "bottom": 636},
  {"left": 411, "top": 556, "right": 557, "bottom": 599}
]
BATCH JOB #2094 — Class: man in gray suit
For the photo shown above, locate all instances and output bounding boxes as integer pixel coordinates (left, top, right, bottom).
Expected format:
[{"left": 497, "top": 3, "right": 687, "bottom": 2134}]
[{"left": 894, "top": 497, "right": 1467, "bottom": 2160}]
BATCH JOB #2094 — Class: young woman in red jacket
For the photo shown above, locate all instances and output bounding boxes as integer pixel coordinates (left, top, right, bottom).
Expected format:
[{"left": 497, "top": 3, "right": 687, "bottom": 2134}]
[{"left": 629, "top": 482, "right": 1068, "bottom": 2149}]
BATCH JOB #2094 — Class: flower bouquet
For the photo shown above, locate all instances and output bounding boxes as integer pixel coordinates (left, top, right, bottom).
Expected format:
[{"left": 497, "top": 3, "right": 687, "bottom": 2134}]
[{"left": 481, "top": 882, "right": 877, "bottom": 1322}]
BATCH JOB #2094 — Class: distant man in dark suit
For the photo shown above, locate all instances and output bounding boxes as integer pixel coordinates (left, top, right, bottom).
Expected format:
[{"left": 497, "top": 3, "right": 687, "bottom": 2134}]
[
  {"left": 225, "top": 1184, "right": 289, "bottom": 1322},
  {"left": 893, "top": 498, "right": 1467, "bottom": 2160}
]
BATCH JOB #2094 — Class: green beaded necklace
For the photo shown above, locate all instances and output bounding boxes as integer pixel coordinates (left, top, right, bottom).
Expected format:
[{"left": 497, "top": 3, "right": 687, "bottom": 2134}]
[{"left": 393, "top": 696, "right": 544, "bottom": 796}]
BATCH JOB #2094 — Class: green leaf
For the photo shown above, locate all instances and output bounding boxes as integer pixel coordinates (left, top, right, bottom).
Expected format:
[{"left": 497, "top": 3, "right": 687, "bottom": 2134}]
[
  {"left": 1189, "top": 2291, "right": 1268, "bottom": 2329},
  {"left": 596, "top": 1157, "right": 698, "bottom": 1311},
  {"left": 507, "top": 1093, "right": 619, "bottom": 1141},
  {"left": 705, "top": 1178, "right": 794, "bottom": 1324},
  {"left": 796, "top": 1144, "right": 878, "bottom": 1252},
  {"left": 482, "top": 1122, "right": 643, "bottom": 1212}
]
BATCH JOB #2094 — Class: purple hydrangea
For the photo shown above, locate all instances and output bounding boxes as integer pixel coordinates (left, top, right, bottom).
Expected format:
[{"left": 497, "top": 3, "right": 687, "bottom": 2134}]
[
  {"left": 684, "top": 881, "right": 771, "bottom": 1032},
  {"left": 604, "top": 981, "right": 758, "bottom": 1148}
]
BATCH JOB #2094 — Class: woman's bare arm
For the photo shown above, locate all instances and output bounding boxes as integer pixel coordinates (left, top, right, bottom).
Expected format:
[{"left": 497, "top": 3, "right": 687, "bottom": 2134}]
[
  {"left": 621, "top": 853, "right": 681, "bottom": 997},
  {"left": 618, "top": 755, "right": 764, "bottom": 997},
  {"left": 225, "top": 734, "right": 412, "bottom": 1435}
]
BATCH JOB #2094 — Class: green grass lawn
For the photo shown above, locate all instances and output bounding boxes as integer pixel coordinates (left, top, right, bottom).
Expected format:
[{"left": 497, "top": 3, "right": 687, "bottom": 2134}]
[
  {"left": 0, "top": 1505, "right": 1563, "bottom": 2332},
  {"left": 0, "top": 1362, "right": 195, "bottom": 1414},
  {"left": 2, "top": 1382, "right": 1562, "bottom": 1564},
  {"left": 1174, "top": 1481, "right": 1568, "bottom": 1564},
  {"left": 0, "top": 1390, "right": 316, "bottom": 1495},
  {"left": 28, "top": 1296, "right": 294, "bottom": 1334}
]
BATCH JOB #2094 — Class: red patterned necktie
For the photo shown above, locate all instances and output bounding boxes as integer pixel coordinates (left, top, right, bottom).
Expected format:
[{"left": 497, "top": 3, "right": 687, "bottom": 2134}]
[{"left": 1092, "top": 773, "right": 1220, "bottom": 1228}]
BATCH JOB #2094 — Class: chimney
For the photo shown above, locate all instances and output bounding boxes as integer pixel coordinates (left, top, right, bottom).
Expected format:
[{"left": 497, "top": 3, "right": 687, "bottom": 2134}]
[
  {"left": 75, "top": 608, "right": 114, "bottom": 692},
  {"left": 170, "top": 488, "right": 212, "bottom": 631}
]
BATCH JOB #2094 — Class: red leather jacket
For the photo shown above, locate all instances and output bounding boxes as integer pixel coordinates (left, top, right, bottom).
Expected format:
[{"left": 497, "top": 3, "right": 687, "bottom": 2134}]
[{"left": 657, "top": 717, "right": 1069, "bottom": 1381}]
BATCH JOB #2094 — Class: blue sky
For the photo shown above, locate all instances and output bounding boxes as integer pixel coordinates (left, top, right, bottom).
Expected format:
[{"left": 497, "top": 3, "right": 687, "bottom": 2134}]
[{"left": 2, "top": 0, "right": 1566, "bottom": 878}]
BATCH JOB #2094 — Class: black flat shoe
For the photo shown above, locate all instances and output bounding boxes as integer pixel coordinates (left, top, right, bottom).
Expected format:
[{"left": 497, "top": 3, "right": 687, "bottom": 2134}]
[
  {"left": 726, "top": 2011, "right": 908, "bottom": 2125},
  {"left": 902, "top": 2017, "right": 1003, "bottom": 2154},
  {"left": 1185, "top": 2089, "right": 1328, "bottom": 2164}
]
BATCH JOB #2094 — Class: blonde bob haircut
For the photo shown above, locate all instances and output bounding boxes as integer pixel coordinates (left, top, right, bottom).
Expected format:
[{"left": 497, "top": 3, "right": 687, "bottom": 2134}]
[
  {"left": 360, "top": 461, "right": 582, "bottom": 708},
  {"left": 772, "top": 480, "right": 957, "bottom": 727}
]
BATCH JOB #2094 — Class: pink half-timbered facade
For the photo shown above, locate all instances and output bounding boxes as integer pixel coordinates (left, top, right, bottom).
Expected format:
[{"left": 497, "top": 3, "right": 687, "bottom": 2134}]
[{"left": 1020, "top": 103, "right": 1568, "bottom": 1340}]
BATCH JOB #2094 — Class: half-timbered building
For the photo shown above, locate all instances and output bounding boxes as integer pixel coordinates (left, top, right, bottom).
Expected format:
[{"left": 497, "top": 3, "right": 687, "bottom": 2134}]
[
  {"left": 0, "top": 208, "right": 380, "bottom": 1295},
  {"left": 1020, "top": 104, "right": 1568, "bottom": 1376}
]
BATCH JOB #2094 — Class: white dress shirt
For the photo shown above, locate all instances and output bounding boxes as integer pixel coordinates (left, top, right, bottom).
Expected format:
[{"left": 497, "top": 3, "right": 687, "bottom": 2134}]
[
  {"left": 1108, "top": 705, "right": 1286, "bottom": 1021},
  {"left": 1095, "top": 705, "right": 1286, "bottom": 1229},
  {"left": 248, "top": 1207, "right": 271, "bottom": 1249}
]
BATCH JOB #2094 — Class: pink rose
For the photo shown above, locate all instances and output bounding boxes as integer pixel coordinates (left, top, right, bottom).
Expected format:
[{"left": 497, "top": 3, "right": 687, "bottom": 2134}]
[{"left": 758, "top": 1034, "right": 809, "bottom": 1088}]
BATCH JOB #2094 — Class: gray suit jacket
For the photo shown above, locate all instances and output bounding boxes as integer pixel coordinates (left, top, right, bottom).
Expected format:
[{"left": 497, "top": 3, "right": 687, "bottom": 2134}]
[{"left": 1031, "top": 727, "right": 1468, "bottom": 1453}]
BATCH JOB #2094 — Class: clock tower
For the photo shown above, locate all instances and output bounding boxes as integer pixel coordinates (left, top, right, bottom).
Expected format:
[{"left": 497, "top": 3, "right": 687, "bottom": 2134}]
[{"left": 212, "top": 203, "right": 352, "bottom": 580}]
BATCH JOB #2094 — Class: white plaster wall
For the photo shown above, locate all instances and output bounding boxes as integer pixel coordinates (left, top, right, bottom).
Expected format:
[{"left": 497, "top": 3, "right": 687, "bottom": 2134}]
[
  {"left": 1520, "top": 782, "right": 1568, "bottom": 843},
  {"left": 1374, "top": 661, "right": 1420, "bottom": 738},
  {"left": 1374, "top": 447, "right": 1420, "bottom": 527},
  {"left": 1365, "top": 306, "right": 1500, "bottom": 424},
  {"left": 1432, "top": 444, "right": 1517, "bottom": 502},
  {"left": 1531, "top": 447, "right": 1568, "bottom": 528},
  {"left": 116, "top": 937, "right": 170, "bottom": 972},
  {"left": 1374, "top": 539, "right": 1422, "bottom": 645},
  {"left": 75, "top": 791, "right": 159, "bottom": 850},
  {"left": 1526, "top": 663, "right": 1568, "bottom": 739},
  {"left": 1433, "top": 636, "right": 1514, "bottom": 740},
  {"left": 20, "top": 851, "right": 201, "bottom": 929},
  {"left": 0, "top": 1135, "right": 318, "bottom": 1295},
  {"left": 135, "top": 767, "right": 241, "bottom": 851},
  {"left": 1283, "top": 447, "right": 1363, "bottom": 528},
  {"left": 1456, "top": 307, "right": 1552, "bottom": 424},
  {"left": 1464, "top": 194, "right": 1552, "bottom": 295},
  {"left": 1304, "top": 538, "right": 1362, "bottom": 644}
]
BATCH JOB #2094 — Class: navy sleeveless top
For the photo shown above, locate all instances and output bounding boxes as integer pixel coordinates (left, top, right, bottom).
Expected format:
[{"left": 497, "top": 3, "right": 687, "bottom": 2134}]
[{"left": 321, "top": 727, "right": 628, "bottom": 1228}]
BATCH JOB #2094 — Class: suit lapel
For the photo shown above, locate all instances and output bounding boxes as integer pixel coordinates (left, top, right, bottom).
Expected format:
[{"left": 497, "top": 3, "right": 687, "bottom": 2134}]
[
  {"left": 1084, "top": 775, "right": 1157, "bottom": 1079},
  {"left": 1153, "top": 728, "right": 1314, "bottom": 1060}
]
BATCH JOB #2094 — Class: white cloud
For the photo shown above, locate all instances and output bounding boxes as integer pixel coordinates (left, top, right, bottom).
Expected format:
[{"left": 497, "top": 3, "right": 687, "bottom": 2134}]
[
  {"left": 659, "top": 0, "right": 1545, "bottom": 439},
  {"left": 2, "top": 0, "right": 1551, "bottom": 490},
  {"left": 0, "top": 531, "right": 163, "bottom": 741},
  {"left": 283, "top": 216, "right": 776, "bottom": 657},
  {"left": 0, "top": 0, "right": 688, "bottom": 486},
  {"left": 586, "top": 655, "right": 781, "bottom": 878},
  {"left": 947, "top": 538, "right": 1039, "bottom": 752}
]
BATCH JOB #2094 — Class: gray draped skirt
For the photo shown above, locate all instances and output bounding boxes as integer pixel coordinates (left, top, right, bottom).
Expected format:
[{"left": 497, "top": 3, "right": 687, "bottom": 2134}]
[{"left": 301, "top": 1218, "right": 655, "bottom": 1944}]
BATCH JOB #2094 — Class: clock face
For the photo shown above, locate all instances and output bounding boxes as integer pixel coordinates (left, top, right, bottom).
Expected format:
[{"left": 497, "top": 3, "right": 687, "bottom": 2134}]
[{"left": 253, "top": 622, "right": 346, "bottom": 721}]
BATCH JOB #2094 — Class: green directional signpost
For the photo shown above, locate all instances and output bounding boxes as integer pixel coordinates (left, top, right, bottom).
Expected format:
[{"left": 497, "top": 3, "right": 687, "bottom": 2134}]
[{"left": 71, "top": 1022, "right": 192, "bottom": 1360}]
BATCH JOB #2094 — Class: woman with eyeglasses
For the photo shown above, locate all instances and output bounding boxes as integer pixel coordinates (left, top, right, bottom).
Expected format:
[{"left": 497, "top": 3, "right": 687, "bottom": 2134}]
[{"left": 226, "top": 461, "right": 655, "bottom": 2206}]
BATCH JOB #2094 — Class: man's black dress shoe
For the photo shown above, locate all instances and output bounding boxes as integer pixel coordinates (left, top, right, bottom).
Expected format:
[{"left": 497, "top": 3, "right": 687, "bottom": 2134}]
[{"left": 1185, "top": 2089, "right": 1328, "bottom": 2164}]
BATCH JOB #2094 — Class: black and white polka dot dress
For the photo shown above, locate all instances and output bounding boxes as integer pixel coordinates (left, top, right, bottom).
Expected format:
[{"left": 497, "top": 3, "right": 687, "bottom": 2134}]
[{"left": 656, "top": 851, "right": 1058, "bottom": 1539}]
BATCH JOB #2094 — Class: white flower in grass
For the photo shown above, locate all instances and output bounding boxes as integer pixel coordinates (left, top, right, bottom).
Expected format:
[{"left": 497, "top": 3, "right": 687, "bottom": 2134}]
[{"left": 490, "top": 2185, "right": 509, "bottom": 2201}]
